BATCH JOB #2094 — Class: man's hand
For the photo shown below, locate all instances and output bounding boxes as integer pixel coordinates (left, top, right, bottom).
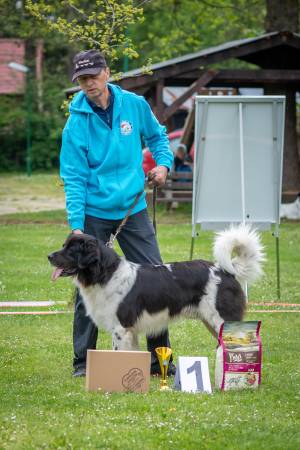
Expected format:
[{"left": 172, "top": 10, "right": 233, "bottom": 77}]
[
  {"left": 72, "top": 229, "right": 83, "bottom": 235},
  {"left": 148, "top": 165, "right": 168, "bottom": 187}
]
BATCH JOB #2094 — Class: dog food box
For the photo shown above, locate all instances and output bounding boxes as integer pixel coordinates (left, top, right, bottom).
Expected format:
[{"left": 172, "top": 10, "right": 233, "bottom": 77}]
[
  {"left": 86, "top": 350, "right": 151, "bottom": 393},
  {"left": 215, "top": 321, "right": 262, "bottom": 390}
]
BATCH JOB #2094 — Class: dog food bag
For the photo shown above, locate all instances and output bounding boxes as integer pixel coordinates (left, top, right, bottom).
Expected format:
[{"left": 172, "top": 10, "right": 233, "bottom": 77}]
[{"left": 215, "top": 321, "right": 262, "bottom": 391}]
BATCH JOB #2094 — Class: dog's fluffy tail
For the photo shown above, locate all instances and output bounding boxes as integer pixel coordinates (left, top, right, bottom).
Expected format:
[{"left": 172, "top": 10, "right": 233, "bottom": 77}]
[{"left": 213, "top": 224, "right": 264, "bottom": 284}]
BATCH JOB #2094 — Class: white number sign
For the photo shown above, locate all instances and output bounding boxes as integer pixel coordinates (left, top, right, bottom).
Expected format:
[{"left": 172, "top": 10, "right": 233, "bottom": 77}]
[{"left": 174, "top": 357, "right": 212, "bottom": 393}]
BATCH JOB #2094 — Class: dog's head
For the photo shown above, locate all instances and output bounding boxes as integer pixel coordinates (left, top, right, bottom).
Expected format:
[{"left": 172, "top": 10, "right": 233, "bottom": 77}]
[{"left": 48, "top": 233, "right": 119, "bottom": 286}]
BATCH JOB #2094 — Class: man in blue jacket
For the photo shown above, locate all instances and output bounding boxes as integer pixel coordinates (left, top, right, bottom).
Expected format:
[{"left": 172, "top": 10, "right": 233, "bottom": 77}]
[{"left": 60, "top": 49, "right": 175, "bottom": 377}]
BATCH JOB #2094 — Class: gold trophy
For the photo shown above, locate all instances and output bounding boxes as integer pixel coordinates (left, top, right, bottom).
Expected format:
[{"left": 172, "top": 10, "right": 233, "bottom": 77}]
[{"left": 155, "top": 347, "right": 172, "bottom": 391}]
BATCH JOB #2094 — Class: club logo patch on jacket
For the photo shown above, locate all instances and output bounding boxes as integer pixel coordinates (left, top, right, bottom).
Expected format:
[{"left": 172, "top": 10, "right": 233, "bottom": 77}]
[{"left": 120, "top": 120, "right": 133, "bottom": 135}]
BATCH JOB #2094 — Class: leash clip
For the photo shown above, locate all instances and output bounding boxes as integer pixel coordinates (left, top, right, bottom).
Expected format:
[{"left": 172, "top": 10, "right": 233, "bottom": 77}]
[{"left": 106, "top": 234, "right": 115, "bottom": 248}]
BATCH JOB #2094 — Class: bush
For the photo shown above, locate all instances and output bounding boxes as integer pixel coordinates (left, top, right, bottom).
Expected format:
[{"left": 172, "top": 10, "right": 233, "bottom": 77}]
[{"left": 0, "top": 79, "right": 66, "bottom": 172}]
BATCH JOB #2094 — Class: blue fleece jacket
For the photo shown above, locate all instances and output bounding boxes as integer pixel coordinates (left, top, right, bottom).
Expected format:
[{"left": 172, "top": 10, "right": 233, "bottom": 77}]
[{"left": 60, "top": 83, "right": 173, "bottom": 231}]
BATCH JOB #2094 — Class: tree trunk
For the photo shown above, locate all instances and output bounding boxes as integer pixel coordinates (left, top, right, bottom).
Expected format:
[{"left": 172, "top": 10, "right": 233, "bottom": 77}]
[
  {"left": 265, "top": 0, "right": 300, "bottom": 194},
  {"left": 35, "top": 39, "right": 43, "bottom": 113},
  {"left": 265, "top": 85, "right": 299, "bottom": 192}
]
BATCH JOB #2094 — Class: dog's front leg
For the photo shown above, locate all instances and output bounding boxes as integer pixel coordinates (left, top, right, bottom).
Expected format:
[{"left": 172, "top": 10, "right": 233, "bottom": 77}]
[
  {"left": 130, "top": 333, "right": 140, "bottom": 351},
  {"left": 112, "top": 326, "right": 139, "bottom": 351}
]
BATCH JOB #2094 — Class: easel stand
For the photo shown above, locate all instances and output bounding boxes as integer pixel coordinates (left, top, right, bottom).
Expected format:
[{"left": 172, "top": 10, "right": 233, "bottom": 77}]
[{"left": 274, "top": 225, "right": 281, "bottom": 300}]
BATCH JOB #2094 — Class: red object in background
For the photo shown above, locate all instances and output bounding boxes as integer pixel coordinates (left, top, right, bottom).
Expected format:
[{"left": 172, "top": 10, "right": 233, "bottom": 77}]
[
  {"left": 142, "top": 129, "right": 195, "bottom": 175},
  {"left": 0, "top": 39, "right": 25, "bottom": 94},
  {"left": 142, "top": 148, "right": 156, "bottom": 175}
]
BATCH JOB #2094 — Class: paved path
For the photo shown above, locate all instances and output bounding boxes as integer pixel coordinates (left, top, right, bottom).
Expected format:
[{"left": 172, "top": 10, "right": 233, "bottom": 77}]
[{"left": 0, "top": 196, "right": 65, "bottom": 215}]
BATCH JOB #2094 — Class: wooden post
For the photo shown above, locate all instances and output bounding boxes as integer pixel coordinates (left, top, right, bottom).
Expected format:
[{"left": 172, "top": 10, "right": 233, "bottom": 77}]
[
  {"left": 162, "top": 70, "right": 217, "bottom": 123},
  {"left": 155, "top": 79, "right": 164, "bottom": 122},
  {"left": 35, "top": 39, "right": 44, "bottom": 113},
  {"left": 180, "top": 106, "right": 195, "bottom": 152}
]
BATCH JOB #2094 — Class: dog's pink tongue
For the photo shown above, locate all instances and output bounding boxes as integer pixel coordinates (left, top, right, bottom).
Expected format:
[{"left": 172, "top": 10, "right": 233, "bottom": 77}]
[{"left": 51, "top": 268, "right": 64, "bottom": 281}]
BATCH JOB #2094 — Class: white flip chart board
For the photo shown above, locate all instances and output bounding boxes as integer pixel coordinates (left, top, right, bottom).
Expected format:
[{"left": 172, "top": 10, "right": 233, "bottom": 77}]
[{"left": 192, "top": 96, "right": 285, "bottom": 233}]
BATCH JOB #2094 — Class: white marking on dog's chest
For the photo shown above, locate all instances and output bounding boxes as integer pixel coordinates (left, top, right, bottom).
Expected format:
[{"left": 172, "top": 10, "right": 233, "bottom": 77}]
[
  {"left": 135, "top": 308, "right": 170, "bottom": 336},
  {"left": 74, "top": 259, "right": 138, "bottom": 332}
]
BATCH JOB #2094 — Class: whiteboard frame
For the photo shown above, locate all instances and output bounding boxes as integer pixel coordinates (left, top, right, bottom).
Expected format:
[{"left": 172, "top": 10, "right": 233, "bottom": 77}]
[{"left": 192, "top": 95, "right": 285, "bottom": 235}]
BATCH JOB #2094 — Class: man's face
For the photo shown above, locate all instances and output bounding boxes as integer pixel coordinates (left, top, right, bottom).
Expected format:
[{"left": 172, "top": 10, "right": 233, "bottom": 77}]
[{"left": 77, "top": 67, "right": 110, "bottom": 102}]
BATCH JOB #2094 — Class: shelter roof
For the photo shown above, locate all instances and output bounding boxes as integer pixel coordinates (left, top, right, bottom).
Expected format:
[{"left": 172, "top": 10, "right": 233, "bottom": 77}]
[
  {"left": 121, "top": 31, "right": 300, "bottom": 76},
  {"left": 66, "top": 31, "right": 300, "bottom": 96}
]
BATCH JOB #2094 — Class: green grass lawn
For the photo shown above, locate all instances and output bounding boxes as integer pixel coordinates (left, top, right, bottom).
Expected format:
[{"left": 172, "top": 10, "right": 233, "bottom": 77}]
[
  {"left": 0, "top": 175, "right": 300, "bottom": 449},
  {"left": 1, "top": 313, "right": 299, "bottom": 450}
]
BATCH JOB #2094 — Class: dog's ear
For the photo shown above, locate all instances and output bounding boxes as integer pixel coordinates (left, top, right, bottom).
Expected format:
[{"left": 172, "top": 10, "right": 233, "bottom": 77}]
[{"left": 77, "top": 239, "right": 100, "bottom": 269}]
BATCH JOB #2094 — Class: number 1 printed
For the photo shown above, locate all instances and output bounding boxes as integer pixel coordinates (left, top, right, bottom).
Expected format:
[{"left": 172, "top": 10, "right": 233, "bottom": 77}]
[{"left": 187, "top": 361, "right": 204, "bottom": 391}]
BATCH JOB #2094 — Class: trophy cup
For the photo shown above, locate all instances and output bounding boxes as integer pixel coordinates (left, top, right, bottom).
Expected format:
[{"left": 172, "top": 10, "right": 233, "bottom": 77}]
[{"left": 155, "top": 347, "right": 172, "bottom": 391}]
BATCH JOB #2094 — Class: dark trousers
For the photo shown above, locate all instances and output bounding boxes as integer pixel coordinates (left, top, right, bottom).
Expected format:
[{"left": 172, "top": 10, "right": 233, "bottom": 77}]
[{"left": 73, "top": 208, "right": 172, "bottom": 369}]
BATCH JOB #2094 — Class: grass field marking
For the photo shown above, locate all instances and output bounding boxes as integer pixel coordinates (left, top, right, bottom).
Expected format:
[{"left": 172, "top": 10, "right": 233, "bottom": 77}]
[
  {"left": 0, "top": 301, "right": 68, "bottom": 307},
  {"left": 0, "top": 301, "right": 298, "bottom": 308},
  {"left": 1, "top": 310, "right": 299, "bottom": 316},
  {"left": 0, "top": 310, "right": 72, "bottom": 315},
  {"left": 249, "top": 302, "right": 300, "bottom": 307},
  {"left": 248, "top": 310, "right": 300, "bottom": 313}
]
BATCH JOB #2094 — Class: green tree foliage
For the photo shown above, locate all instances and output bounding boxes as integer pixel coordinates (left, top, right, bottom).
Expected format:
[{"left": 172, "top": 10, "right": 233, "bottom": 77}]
[
  {"left": 130, "top": 0, "right": 266, "bottom": 66},
  {"left": 0, "top": 0, "right": 43, "bottom": 39},
  {"left": 0, "top": 0, "right": 73, "bottom": 171},
  {"left": 26, "top": 0, "right": 144, "bottom": 63},
  {"left": 0, "top": 1, "right": 146, "bottom": 172},
  {"left": 0, "top": 0, "right": 270, "bottom": 172},
  {"left": 0, "top": 80, "right": 67, "bottom": 171}
]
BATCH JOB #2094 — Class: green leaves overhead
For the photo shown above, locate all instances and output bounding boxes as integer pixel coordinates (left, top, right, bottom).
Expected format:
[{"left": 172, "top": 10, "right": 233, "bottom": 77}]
[
  {"left": 129, "top": 0, "right": 266, "bottom": 66},
  {"left": 25, "top": 0, "right": 144, "bottom": 62}
]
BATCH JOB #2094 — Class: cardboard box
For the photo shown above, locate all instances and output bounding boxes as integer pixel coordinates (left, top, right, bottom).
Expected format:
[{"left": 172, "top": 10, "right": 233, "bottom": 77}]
[{"left": 86, "top": 350, "right": 151, "bottom": 393}]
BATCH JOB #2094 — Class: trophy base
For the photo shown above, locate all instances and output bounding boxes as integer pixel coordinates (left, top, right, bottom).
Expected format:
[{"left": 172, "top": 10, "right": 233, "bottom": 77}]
[{"left": 159, "top": 381, "right": 172, "bottom": 391}]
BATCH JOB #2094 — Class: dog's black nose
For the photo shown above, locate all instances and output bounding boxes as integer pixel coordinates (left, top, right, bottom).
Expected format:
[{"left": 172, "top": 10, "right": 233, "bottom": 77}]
[{"left": 48, "top": 253, "right": 55, "bottom": 262}]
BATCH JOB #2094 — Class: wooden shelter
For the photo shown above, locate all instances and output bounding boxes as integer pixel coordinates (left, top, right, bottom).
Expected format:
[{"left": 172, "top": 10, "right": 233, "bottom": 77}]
[{"left": 66, "top": 31, "right": 300, "bottom": 193}]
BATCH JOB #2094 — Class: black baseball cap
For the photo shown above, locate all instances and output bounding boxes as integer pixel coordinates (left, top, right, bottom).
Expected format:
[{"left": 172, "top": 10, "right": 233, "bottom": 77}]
[{"left": 72, "top": 49, "right": 107, "bottom": 82}]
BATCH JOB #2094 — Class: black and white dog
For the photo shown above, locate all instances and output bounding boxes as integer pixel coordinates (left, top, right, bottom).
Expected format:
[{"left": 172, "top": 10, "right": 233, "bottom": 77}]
[{"left": 48, "top": 225, "right": 264, "bottom": 350}]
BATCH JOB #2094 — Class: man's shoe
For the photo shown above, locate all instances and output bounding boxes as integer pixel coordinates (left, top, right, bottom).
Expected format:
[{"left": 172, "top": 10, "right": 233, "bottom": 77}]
[
  {"left": 150, "top": 361, "right": 176, "bottom": 377},
  {"left": 73, "top": 366, "right": 86, "bottom": 377}
]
